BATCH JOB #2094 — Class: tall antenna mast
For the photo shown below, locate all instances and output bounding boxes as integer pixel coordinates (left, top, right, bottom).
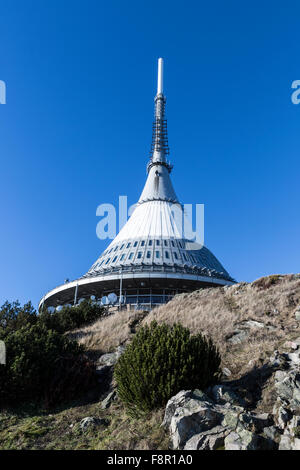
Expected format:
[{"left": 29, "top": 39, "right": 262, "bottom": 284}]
[{"left": 157, "top": 57, "right": 163, "bottom": 95}]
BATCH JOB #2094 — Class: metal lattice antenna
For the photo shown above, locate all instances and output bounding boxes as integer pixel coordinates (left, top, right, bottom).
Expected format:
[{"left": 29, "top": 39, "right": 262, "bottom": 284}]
[{"left": 148, "top": 58, "right": 171, "bottom": 170}]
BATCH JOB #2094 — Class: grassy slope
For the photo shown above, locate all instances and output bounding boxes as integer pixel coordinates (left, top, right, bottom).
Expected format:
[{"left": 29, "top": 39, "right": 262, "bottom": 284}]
[
  {"left": 1, "top": 273, "right": 300, "bottom": 449},
  {"left": 0, "top": 400, "right": 168, "bottom": 450}
]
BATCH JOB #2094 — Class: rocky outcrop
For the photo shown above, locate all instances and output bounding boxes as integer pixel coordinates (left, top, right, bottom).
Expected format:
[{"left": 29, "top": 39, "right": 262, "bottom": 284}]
[
  {"left": 226, "top": 320, "right": 266, "bottom": 345},
  {"left": 163, "top": 339, "right": 300, "bottom": 450},
  {"left": 95, "top": 345, "right": 126, "bottom": 395},
  {"left": 269, "top": 345, "right": 300, "bottom": 449},
  {"left": 162, "top": 388, "right": 275, "bottom": 450}
]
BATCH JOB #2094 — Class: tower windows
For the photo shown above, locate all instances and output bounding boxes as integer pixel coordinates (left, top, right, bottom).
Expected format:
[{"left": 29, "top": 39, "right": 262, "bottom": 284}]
[
  {"left": 146, "top": 251, "right": 151, "bottom": 258},
  {"left": 141, "top": 240, "right": 145, "bottom": 246},
  {"left": 133, "top": 241, "right": 138, "bottom": 247},
  {"left": 105, "top": 258, "right": 111, "bottom": 265},
  {"left": 165, "top": 251, "right": 170, "bottom": 259},
  {"left": 173, "top": 252, "right": 178, "bottom": 260},
  {"left": 128, "top": 252, "right": 134, "bottom": 260},
  {"left": 126, "top": 243, "right": 131, "bottom": 248},
  {"left": 112, "top": 256, "right": 117, "bottom": 263},
  {"left": 182, "top": 253, "right": 187, "bottom": 261},
  {"left": 156, "top": 240, "right": 160, "bottom": 246},
  {"left": 155, "top": 251, "right": 160, "bottom": 258},
  {"left": 120, "top": 254, "right": 125, "bottom": 261},
  {"left": 148, "top": 240, "right": 153, "bottom": 246},
  {"left": 171, "top": 240, "right": 175, "bottom": 247},
  {"left": 164, "top": 240, "right": 168, "bottom": 246},
  {"left": 137, "top": 252, "right": 142, "bottom": 259},
  {"left": 120, "top": 244, "right": 124, "bottom": 250}
]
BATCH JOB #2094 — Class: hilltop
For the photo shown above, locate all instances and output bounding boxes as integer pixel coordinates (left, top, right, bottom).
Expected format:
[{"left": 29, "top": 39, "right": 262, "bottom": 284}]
[{"left": 1, "top": 273, "right": 300, "bottom": 450}]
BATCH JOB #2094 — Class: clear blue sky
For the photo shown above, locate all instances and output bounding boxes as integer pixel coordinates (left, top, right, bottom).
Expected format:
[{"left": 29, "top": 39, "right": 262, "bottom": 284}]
[{"left": 0, "top": 1, "right": 299, "bottom": 309}]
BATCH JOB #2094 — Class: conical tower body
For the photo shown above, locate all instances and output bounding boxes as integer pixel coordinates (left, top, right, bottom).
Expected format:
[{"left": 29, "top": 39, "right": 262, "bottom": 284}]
[{"left": 40, "top": 59, "right": 235, "bottom": 311}]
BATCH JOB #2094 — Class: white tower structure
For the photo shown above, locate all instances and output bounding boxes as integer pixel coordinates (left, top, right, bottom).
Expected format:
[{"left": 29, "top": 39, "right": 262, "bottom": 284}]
[{"left": 39, "top": 59, "right": 235, "bottom": 311}]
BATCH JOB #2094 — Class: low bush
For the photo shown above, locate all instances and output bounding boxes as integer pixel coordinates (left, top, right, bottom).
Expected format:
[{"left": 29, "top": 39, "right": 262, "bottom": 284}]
[
  {"left": 0, "top": 323, "right": 96, "bottom": 407},
  {"left": 0, "top": 299, "right": 103, "bottom": 408},
  {"left": 114, "top": 321, "right": 221, "bottom": 412},
  {"left": 39, "top": 299, "right": 105, "bottom": 334}
]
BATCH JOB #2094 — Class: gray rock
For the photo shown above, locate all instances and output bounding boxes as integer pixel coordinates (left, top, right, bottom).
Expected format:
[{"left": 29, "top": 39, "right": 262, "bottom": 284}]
[
  {"left": 239, "top": 320, "right": 265, "bottom": 329},
  {"left": 286, "top": 351, "right": 300, "bottom": 366},
  {"left": 279, "top": 434, "right": 292, "bottom": 450},
  {"left": 98, "top": 352, "right": 118, "bottom": 367},
  {"left": 291, "top": 387, "right": 300, "bottom": 411},
  {"left": 274, "top": 368, "right": 300, "bottom": 411},
  {"left": 184, "top": 425, "right": 228, "bottom": 450},
  {"left": 162, "top": 390, "right": 212, "bottom": 429},
  {"left": 239, "top": 412, "right": 272, "bottom": 433},
  {"left": 275, "top": 405, "right": 292, "bottom": 429},
  {"left": 274, "top": 370, "right": 288, "bottom": 382},
  {"left": 79, "top": 416, "right": 107, "bottom": 431},
  {"left": 227, "top": 329, "right": 249, "bottom": 345},
  {"left": 275, "top": 375, "right": 295, "bottom": 403},
  {"left": 263, "top": 425, "right": 281, "bottom": 442},
  {"left": 101, "top": 390, "right": 116, "bottom": 409},
  {"left": 222, "top": 367, "right": 232, "bottom": 377},
  {"left": 163, "top": 390, "right": 222, "bottom": 449},
  {"left": 97, "top": 345, "right": 125, "bottom": 367},
  {"left": 210, "top": 385, "right": 246, "bottom": 407},
  {"left": 287, "top": 415, "right": 300, "bottom": 436},
  {"left": 293, "top": 438, "right": 300, "bottom": 450},
  {"left": 221, "top": 408, "right": 242, "bottom": 430},
  {"left": 169, "top": 402, "right": 221, "bottom": 449},
  {"left": 225, "top": 429, "right": 259, "bottom": 450},
  {"left": 162, "top": 390, "right": 193, "bottom": 429}
]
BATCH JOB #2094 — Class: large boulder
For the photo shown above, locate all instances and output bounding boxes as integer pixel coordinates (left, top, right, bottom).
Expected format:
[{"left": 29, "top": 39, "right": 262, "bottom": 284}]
[
  {"left": 274, "top": 369, "right": 300, "bottom": 411},
  {"left": 163, "top": 390, "right": 222, "bottom": 449},
  {"left": 163, "top": 387, "right": 275, "bottom": 450},
  {"left": 279, "top": 435, "right": 300, "bottom": 450}
]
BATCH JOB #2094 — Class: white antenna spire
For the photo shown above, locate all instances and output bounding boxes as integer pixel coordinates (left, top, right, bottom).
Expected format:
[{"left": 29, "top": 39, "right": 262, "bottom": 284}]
[{"left": 157, "top": 58, "right": 163, "bottom": 95}]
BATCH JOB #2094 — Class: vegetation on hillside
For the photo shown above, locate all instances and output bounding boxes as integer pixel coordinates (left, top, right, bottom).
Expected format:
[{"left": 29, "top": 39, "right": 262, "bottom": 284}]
[
  {"left": 1, "top": 274, "right": 300, "bottom": 449},
  {"left": 0, "top": 300, "right": 105, "bottom": 408},
  {"left": 114, "top": 321, "right": 220, "bottom": 412}
]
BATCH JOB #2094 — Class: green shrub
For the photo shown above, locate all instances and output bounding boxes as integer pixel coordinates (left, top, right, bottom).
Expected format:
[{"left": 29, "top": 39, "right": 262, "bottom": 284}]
[
  {"left": 0, "top": 323, "right": 96, "bottom": 407},
  {"left": 0, "top": 299, "right": 105, "bottom": 336},
  {"left": 39, "top": 299, "right": 105, "bottom": 334},
  {"left": 114, "top": 321, "right": 221, "bottom": 412},
  {"left": 0, "top": 301, "right": 37, "bottom": 334}
]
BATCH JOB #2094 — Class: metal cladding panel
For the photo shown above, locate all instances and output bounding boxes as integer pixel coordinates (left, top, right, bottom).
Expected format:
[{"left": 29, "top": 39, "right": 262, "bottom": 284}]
[{"left": 138, "top": 164, "right": 178, "bottom": 204}]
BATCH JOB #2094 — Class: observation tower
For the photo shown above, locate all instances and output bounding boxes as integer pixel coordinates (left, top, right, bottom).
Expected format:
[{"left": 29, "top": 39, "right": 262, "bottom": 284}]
[{"left": 40, "top": 59, "right": 235, "bottom": 311}]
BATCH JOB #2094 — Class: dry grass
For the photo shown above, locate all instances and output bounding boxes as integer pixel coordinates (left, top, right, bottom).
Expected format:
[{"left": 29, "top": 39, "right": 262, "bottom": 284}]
[
  {"left": 73, "top": 273, "right": 300, "bottom": 380},
  {"left": 143, "top": 274, "right": 300, "bottom": 378},
  {"left": 68, "top": 310, "right": 147, "bottom": 356}
]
